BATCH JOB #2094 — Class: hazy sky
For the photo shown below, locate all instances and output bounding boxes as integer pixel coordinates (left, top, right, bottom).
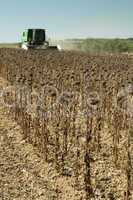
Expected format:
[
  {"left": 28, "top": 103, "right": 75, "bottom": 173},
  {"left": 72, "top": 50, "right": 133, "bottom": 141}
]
[{"left": 0, "top": 0, "right": 133, "bottom": 42}]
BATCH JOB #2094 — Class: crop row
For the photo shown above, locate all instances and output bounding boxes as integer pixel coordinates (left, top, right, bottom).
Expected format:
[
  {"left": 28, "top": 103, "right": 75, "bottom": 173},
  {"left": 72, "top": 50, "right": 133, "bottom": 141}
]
[{"left": 0, "top": 48, "right": 133, "bottom": 199}]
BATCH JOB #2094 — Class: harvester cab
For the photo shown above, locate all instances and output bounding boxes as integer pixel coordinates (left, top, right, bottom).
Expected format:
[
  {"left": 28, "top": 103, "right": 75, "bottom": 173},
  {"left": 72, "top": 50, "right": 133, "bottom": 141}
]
[{"left": 21, "top": 29, "right": 61, "bottom": 50}]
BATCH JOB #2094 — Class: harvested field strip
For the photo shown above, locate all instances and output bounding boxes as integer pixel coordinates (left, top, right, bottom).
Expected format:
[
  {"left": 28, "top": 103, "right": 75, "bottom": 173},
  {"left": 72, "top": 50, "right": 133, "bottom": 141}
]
[
  {"left": 0, "top": 78, "right": 53, "bottom": 199},
  {"left": 0, "top": 49, "right": 133, "bottom": 199}
]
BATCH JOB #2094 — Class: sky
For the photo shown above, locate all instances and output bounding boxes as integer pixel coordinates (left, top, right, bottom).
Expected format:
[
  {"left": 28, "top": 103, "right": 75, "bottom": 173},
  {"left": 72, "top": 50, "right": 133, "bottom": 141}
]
[{"left": 0, "top": 0, "right": 133, "bottom": 42}]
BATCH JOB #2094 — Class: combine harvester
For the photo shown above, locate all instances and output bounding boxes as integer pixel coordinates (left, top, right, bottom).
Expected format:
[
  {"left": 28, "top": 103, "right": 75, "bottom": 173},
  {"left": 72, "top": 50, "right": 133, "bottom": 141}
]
[{"left": 21, "top": 28, "right": 61, "bottom": 51}]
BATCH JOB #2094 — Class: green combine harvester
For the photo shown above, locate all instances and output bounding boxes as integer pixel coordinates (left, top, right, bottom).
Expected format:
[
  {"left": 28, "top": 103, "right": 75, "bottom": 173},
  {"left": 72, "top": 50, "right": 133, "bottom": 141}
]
[{"left": 21, "top": 29, "right": 61, "bottom": 50}]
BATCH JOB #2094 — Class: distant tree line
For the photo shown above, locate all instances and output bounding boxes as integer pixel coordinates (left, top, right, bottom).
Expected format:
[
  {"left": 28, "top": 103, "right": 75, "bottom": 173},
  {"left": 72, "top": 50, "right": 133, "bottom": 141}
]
[{"left": 63, "top": 38, "right": 133, "bottom": 53}]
